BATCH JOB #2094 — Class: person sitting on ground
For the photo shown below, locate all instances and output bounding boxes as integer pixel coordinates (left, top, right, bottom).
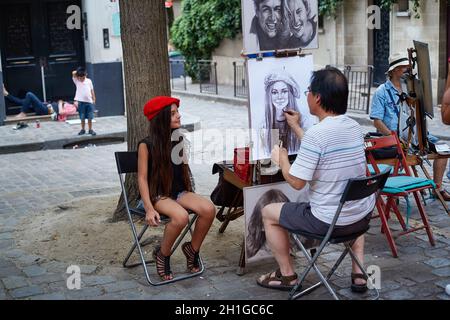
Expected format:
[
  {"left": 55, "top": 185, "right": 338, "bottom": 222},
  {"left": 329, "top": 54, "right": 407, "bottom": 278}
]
[
  {"left": 257, "top": 67, "right": 375, "bottom": 292},
  {"left": 3, "top": 84, "right": 54, "bottom": 119},
  {"left": 53, "top": 100, "right": 78, "bottom": 122},
  {"left": 370, "top": 53, "right": 449, "bottom": 201},
  {"left": 137, "top": 96, "right": 215, "bottom": 281}
]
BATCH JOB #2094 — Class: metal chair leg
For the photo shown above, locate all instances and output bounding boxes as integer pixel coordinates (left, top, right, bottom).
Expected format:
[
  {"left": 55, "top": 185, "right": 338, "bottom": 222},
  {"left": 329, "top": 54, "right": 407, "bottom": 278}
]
[
  {"left": 123, "top": 213, "right": 205, "bottom": 286},
  {"left": 123, "top": 224, "right": 149, "bottom": 267},
  {"left": 290, "top": 238, "right": 340, "bottom": 300},
  {"left": 346, "top": 244, "right": 380, "bottom": 300},
  {"left": 290, "top": 238, "right": 380, "bottom": 300},
  {"left": 290, "top": 235, "right": 337, "bottom": 300}
]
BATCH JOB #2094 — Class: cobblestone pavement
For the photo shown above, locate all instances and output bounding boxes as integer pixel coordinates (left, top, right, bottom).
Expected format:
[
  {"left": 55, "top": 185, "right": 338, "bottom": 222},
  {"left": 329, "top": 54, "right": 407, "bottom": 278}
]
[{"left": 1, "top": 96, "right": 450, "bottom": 300}]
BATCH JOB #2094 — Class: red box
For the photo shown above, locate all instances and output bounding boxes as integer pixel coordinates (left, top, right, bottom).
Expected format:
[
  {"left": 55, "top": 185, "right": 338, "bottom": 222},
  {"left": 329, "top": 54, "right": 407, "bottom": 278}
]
[{"left": 234, "top": 147, "right": 251, "bottom": 183}]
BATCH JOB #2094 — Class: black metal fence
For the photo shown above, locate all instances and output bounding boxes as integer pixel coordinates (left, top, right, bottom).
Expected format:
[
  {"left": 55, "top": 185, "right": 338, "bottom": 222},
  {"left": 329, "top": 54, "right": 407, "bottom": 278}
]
[
  {"left": 233, "top": 61, "right": 248, "bottom": 98},
  {"left": 344, "top": 65, "right": 374, "bottom": 114},
  {"left": 169, "top": 59, "right": 187, "bottom": 91},
  {"left": 198, "top": 60, "right": 218, "bottom": 95}
]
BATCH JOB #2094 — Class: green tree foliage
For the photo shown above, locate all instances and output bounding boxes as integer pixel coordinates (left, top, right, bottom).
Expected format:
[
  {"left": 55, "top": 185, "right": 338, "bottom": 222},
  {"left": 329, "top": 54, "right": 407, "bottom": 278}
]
[
  {"left": 318, "top": 0, "right": 344, "bottom": 18},
  {"left": 380, "top": 0, "right": 421, "bottom": 19},
  {"left": 319, "top": 0, "right": 422, "bottom": 19},
  {"left": 171, "top": 0, "right": 241, "bottom": 79}
]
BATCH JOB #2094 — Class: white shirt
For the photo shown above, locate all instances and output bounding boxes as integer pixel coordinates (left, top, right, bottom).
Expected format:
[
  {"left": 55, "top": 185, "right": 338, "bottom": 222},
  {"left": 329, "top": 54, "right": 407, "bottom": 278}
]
[
  {"left": 73, "top": 77, "right": 94, "bottom": 103},
  {"left": 289, "top": 115, "right": 375, "bottom": 226}
]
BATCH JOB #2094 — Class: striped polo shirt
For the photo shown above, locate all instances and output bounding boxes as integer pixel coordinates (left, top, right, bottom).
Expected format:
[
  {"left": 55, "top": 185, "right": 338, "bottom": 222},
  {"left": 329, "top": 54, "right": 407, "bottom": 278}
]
[{"left": 289, "top": 115, "right": 375, "bottom": 226}]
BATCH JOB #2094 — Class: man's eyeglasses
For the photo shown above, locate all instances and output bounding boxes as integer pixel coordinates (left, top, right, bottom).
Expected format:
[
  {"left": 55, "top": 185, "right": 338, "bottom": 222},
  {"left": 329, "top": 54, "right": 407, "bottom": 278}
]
[{"left": 304, "top": 87, "right": 312, "bottom": 97}]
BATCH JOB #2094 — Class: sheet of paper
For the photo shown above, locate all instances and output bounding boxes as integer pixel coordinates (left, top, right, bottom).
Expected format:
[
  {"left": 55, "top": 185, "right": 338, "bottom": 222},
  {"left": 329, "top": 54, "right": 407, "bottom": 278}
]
[{"left": 435, "top": 143, "right": 450, "bottom": 154}]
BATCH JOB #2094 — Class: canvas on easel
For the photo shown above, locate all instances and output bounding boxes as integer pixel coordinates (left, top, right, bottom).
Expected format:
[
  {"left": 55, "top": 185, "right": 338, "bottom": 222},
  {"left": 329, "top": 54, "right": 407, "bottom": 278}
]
[
  {"left": 244, "top": 181, "right": 309, "bottom": 264},
  {"left": 242, "top": 0, "right": 319, "bottom": 54},
  {"left": 247, "top": 55, "right": 317, "bottom": 161},
  {"left": 403, "top": 43, "right": 433, "bottom": 153},
  {"left": 413, "top": 41, "right": 433, "bottom": 118}
]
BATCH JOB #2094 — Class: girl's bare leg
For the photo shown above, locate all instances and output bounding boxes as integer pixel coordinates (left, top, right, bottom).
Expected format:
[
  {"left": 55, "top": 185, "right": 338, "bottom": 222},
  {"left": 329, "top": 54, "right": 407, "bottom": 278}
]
[
  {"left": 176, "top": 192, "right": 215, "bottom": 252},
  {"left": 153, "top": 198, "right": 189, "bottom": 256}
]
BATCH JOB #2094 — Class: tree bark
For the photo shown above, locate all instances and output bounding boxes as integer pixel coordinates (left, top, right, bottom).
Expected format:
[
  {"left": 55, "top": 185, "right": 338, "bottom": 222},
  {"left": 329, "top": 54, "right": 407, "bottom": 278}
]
[{"left": 113, "top": 0, "right": 171, "bottom": 221}]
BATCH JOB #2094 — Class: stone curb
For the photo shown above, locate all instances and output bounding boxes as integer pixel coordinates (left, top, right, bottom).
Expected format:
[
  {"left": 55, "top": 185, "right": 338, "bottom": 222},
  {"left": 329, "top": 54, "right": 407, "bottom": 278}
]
[{"left": 0, "top": 123, "right": 200, "bottom": 155}]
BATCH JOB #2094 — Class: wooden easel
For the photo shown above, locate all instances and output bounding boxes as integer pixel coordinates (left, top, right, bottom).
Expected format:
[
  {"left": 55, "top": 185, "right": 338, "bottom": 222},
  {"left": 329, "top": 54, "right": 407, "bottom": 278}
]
[
  {"left": 233, "top": 48, "right": 309, "bottom": 275},
  {"left": 402, "top": 48, "right": 450, "bottom": 215}
]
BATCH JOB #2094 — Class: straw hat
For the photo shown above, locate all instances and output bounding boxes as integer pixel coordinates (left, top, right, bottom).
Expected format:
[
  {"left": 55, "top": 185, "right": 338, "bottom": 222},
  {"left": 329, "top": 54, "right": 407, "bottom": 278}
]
[{"left": 388, "top": 53, "right": 409, "bottom": 72}]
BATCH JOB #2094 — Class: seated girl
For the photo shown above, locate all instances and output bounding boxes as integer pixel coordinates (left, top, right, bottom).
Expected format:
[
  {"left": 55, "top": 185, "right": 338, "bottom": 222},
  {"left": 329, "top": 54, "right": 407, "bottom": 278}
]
[{"left": 137, "top": 96, "right": 215, "bottom": 281}]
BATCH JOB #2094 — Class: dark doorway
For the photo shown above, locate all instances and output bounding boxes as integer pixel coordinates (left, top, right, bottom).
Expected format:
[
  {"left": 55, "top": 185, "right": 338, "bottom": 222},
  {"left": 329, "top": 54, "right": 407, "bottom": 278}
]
[
  {"left": 0, "top": 0, "right": 84, "bottom": 115},
  {"left": 373, "top": 0, "right": 390, "bottom": 87}
]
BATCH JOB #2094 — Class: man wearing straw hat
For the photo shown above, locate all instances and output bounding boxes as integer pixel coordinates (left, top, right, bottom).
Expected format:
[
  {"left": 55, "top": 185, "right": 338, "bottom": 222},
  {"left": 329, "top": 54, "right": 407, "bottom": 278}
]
[{"left": 370, "top": 53, "right": 449, "bottom": 201}]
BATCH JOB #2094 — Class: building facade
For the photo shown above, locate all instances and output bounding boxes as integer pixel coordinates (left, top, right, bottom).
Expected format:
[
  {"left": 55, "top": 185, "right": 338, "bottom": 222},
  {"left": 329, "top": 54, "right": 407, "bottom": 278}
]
[
  {"left": 0, "top": 0, "right": 125, "bottom": 124},
  {"left": 207, "top": 0, "right": 450, "bottom": 105},
  {"left": 1, "top": 0, "right": 448, "bottom": 125}
]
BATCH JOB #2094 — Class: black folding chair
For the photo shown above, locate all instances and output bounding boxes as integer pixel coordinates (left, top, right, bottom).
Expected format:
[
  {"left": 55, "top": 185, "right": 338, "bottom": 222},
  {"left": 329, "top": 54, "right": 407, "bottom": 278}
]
[
  {"left": 114, "top": 151, "right": 204, "bottom": 286},
  {"left": 287, "top": 170, "right": 390, "bottom": 300}
]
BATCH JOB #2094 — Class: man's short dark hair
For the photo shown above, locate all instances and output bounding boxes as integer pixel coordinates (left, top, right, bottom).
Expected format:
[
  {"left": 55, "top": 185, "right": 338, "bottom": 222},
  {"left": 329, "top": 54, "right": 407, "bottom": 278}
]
[
  {"left": 253, "top": 0, "right": 264, "bottom": 9},
  {"left": 254, "top": 0, "right": 283, "bottom": 11},
  {"left": 310, "top": 67, "right": 348, "bottom": 115},
  {"left": 76, "top": 67, "right": 86, "bottom": 77}
]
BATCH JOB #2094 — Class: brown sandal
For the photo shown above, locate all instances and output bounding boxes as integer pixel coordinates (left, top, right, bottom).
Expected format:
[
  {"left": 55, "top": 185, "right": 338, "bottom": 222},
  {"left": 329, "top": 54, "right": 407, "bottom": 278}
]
[
  {"left": 181, "top": 242, "right": 200, "bottom": 273},
  {"left": 433, "top": 189, "right": 450, "bottom": 201},
  {"left": 152, "top": 246, "right": 173, "bottom": 281},
  {"left": 256, "top": 269, "right": 298, "bottom": 291},
  {"left": 351, "top": 273, "right": 368, "bottom": 293},
  {"left": 439, "top": 190, "right": 450, "bottom": 201}
]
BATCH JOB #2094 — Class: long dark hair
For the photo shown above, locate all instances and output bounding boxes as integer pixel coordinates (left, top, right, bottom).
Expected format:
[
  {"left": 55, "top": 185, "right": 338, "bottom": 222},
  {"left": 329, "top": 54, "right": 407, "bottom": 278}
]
[
  {"left": 246, "top": 189, "right": 290, "bottom": 258},
  {"left": 146, "top": 106, "right": 192, "bottom": 199},
  {"left": 264, "top": 80, "right": 301, "bottom": 155}
]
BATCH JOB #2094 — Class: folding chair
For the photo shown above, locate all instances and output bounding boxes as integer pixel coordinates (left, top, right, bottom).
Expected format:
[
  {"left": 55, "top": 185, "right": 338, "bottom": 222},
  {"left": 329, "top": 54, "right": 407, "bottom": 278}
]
[
  {"left": 114, "top": 151, "right": 204, "bottom": 286},
  {"left": 365, "top": 132, "right": 436, "bottom": 258},
  {"left": 288, "top": 170, "right": 390, "bottom": 300}
]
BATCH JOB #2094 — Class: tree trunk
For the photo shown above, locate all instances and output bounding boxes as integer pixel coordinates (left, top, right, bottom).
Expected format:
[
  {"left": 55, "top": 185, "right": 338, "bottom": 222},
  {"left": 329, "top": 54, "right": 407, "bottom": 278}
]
[{"left": 113, "top": 0, "right": 171, "bottom": 222}]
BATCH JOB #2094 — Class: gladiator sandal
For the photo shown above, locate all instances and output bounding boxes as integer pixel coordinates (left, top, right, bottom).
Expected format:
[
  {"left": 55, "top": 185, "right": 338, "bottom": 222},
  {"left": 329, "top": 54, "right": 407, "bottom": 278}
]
[
  {"left": 181, "top": 242, "right": 200, "bottom": 273},
  {"left": 152, "top": 246, "right": 173, "bottom": 281}
]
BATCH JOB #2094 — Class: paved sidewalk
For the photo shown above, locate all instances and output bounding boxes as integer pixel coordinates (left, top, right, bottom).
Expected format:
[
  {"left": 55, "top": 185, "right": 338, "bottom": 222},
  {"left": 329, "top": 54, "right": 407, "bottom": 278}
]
[
  {"left": 1, "top": 96, "right": 450, "bottom": 300},
  {"left": 0, "top": 114, "right": 200, "bottom": 155}
]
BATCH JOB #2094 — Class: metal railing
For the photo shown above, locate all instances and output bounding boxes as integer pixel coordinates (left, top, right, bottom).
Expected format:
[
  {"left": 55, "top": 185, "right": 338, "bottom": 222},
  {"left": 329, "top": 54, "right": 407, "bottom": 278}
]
[
  {"left": 233, "top": 61, "right": 248, "bottom": 98},
  {"left": 344, "top": 65, "right": 374, "bottom": 114},
  {"left": 198, "top": 60, "right": 218, "bottom": 95},
  {"left": 169, "top": 59, "right": 187, "bottom": 91}
]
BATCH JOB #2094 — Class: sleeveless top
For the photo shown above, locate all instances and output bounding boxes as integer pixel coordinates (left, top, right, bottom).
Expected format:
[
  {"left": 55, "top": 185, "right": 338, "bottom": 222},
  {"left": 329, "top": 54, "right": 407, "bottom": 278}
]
[{"left": 139, "top": 138, "right": 187, "bottom": 201}]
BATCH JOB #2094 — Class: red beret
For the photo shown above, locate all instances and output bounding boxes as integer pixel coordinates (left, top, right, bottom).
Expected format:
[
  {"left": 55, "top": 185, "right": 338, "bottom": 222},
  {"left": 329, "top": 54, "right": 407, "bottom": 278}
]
[{"left": 143, "top": 96, "right": 180, "bottom": 121}]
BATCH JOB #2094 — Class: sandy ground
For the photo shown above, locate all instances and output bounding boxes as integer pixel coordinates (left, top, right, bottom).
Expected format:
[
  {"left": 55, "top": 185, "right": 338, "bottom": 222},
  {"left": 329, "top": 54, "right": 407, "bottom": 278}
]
[{"left": 15, "top": 195, "right": 250, "bottom": 272}]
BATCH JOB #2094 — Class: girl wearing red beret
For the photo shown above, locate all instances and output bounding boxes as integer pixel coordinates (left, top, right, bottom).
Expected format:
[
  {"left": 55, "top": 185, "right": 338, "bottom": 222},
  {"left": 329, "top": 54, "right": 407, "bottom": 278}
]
[{"left": 137, "top": 96, "right": 215, "bottom": 281}]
